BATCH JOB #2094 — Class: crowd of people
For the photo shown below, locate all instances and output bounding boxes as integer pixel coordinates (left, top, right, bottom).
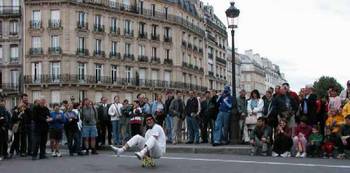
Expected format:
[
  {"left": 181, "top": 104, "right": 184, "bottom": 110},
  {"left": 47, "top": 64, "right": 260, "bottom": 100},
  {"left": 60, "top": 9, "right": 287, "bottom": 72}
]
[{"left": 0, "top": 80, "right": 350, "bottom": 161}]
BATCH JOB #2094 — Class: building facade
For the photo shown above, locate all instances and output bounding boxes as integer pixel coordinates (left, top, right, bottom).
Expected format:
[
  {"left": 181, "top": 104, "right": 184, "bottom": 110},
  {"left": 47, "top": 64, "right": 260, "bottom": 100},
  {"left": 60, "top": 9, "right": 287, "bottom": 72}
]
[
  {"left": 23, "top": 0, "right": 207, "bottom": 104},
  {"left": 0, "top": 0, "right": 22, "bottom": 108},
  {"left": 261, "top": 57, "right": 287, "bottom": 90},
  {"left": 203, "top": 5, "right": 227, "bottom": 91}
]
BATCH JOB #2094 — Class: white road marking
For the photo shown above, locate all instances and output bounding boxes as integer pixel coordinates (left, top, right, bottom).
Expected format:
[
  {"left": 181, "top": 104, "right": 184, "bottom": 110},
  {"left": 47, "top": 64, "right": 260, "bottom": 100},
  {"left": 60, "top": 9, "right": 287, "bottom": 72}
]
[{"left": 106, "top": 154, "right": 350, "bottom": 169}]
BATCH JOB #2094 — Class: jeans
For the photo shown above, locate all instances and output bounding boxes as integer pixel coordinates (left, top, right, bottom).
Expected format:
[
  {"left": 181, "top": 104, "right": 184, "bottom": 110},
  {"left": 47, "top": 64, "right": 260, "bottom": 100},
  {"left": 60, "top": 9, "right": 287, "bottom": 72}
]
[
  {"left": 251, "top": 137, "right": 269, "bottom": 155},
  {"left": 213, "top": 111, "right": 231, "bottom": 144},
  {"left": 186, "top": 116, "right": 199, "bottom": 143},
  {"left": 67, "top": 130, "right": 81, "bottom": 154},
  {"left": 119, "top": 117, "right": 130, "bottom": 143},
  {"left": 111, "top": 120, "right": 120, "bottom": 145},
  {"left": 172, "top": 116, "right": 183, "bottom": 143},
  {"left": 165, "top": 114, "right": 173, "bottom": 142}
]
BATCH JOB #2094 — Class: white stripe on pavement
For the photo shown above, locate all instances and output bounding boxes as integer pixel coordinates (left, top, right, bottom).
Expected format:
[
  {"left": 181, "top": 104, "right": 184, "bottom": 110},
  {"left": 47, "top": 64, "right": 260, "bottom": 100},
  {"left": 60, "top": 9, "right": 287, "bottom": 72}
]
[{"left": 108, "top": 154, "right": 350, "bottom": 169}]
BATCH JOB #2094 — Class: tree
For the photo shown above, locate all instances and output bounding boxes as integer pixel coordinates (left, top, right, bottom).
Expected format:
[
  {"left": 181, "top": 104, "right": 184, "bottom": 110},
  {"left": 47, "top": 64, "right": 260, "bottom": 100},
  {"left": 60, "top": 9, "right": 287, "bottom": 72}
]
[{"left": 313, "top": 76, "right": 344, "bottom": 99}]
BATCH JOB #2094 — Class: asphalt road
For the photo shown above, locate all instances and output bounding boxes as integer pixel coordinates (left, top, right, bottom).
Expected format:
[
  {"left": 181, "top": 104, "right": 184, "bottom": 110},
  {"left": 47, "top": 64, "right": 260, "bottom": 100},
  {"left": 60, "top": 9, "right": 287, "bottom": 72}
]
[{"left": 0, "top": 150, "right": 349, "bottom": 173}]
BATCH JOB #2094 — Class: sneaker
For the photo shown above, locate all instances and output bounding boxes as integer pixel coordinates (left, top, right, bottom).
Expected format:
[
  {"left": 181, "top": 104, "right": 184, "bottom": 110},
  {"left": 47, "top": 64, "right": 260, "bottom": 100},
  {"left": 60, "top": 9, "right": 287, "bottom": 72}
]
[
  {"left": 134, "top": 151, "right": 144, "bottom": 160},
  {"left": 281, "top": 152, "right": 290, "bottom": 158},
  {"left": 52, "top": 152, "right": 57, "bottom": 157},
  {"left": 56, "top": 152, "right": 62, "bottom": 157},
  {"left": 110, "top": 145, "right": 124, "bottom": 157},
  {"left": 295, "top": 152, "right": 301, "bottom": 158},
  {"left": 300, "top": 152, "right": 306, "bottom": 158},
  {"left": 0, "top": 157, "right": 3, "bottom": 161},
  {"left": 272, "top": 152, "right": 279, "bottom": 157}
]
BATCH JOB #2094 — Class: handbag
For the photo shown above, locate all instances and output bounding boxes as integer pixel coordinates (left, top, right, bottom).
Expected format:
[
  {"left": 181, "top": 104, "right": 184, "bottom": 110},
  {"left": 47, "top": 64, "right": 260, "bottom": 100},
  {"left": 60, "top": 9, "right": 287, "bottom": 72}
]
[{"left": 245, "top": 115, "right": 257, "bottom": 125}]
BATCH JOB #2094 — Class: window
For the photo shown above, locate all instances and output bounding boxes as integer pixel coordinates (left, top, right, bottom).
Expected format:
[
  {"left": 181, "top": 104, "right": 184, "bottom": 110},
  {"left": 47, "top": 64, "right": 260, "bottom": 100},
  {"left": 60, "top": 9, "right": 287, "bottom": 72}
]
[
  {"left": 95, "top": 39, "right": 102, "bottom": 53},
  {"left": 151, "top": 70, "right": 158, "bottom": 80},
  {"left": 79, "top": 90, "right": 86, "bottom": 102},
  {"left": 111, "top": 17, "right": 117, "bottom": 31},
  {"left": 151, "top": 4, "right": 156, "bottom": 16},
  {"left": 164, "top": 27, "right": 171, "bottom": 38},
  {"left": 111, "top": 65, "right": 118, "bottom": 82},
  {"left": 165, "top": 49, "right": 170, "bottom": 59},
  {"left": 151, "top": 25, "right": 157, "bottom": 36},
  {"left": 139, "top": 1, "right": 144, "bottom": 14},
  {"left": 124, "top": 20, "right": 132, "bottom": 34},
  {"left": 50, "top": 10, "right": 60, "bottom": 26},
  {"left": 111, "top": 41, "right": 117, "bottom": 54},
  {"left": 152, "top": 47, "right": 157, "bottom": 58},
  {"left": 0, "top": 46, "right": 2, "bottom": 62},
  {"left": 51, "top": 36, "right": 59, "bottom": 48},
  {"left": 50, "top": 62, "right": 60, "bottom": 82},
  {"left": 78, "top": 11, "right": 86, "bottom": 25},
  {"left": 78, "top": 63, "right": 86, "bottom": 81},
  {"left": 109, "top": 0, "right": 116, "bottom": 8},
  {"left": 32, "top": 62, "right": 42, "bottom": 83},
  {"left": 32, "top": 91, "right": 41, "bottom": 101},
  {"left": 32, "top": 37, "right": 41, "bottom": 48},
  {"left": 123, "top": 0, "right": 129, "bottom": 5},
  {"left": 139, "top": 22, "right": 145, "bottom": 34},
  {"left": 10, "top": 70, "right": 18, "bottom": 87},
  {"left": 10, "top": 45, "right": 18, "bottom": 60},
  {"left": 164, "top": 71, "right": 171, "bottom": 87},
  {"left": 126, "top": 66, "right": 132, "bottom": 83},
  {"left": 78, "top": 37, "right": 85, "bottom": 49},
  {"left": 164, "top": 7, "right": 168, "bottom": 19},
  {"left": 94, "top": 15, "right": 102, "bottom": 26},
  {"left": 95, "top": 92, "right": 102, "bottom": 103},
  {"left": 51, "top": 91, "right": 60, "bottom": 104},
  {"left": 9, "top": 20, "right": 18, "bottom": 34},
  {"left": 95, "top": 64, "right": 103, "bottom": 83},
  {"left": 0, "top": 21, "right": 2, "bottom": 35},
  {"left": 139, "top": 45, "right": 145, "bottom": 56},
  {"left": 139, "top": 68, "right": 146, "bottom": 85},
  {"left": 32, "top": 10, "right": 41, "bottom": 28},
  {"left": 125, "top": 43, "right": 131, "bottom": 55}
]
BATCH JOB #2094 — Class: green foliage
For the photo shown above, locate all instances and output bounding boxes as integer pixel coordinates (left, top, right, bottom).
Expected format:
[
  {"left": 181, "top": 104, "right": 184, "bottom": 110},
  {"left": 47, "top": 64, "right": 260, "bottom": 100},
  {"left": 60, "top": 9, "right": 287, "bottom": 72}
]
[{"left": 313, "top": 76, "right": 344, "bottom": 99}]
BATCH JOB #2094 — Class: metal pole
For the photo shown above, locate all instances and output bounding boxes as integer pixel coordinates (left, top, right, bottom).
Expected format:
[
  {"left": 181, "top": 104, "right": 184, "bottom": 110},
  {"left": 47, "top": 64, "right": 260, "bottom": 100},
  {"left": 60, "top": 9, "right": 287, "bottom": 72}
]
[{"left": 230, "top": 29, "right": 239, "bottom": 144}]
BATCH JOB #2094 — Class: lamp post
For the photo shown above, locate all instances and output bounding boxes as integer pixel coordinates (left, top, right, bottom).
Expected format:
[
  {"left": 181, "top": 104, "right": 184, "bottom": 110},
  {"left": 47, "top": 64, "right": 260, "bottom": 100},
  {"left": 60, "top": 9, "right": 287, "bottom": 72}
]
[{"left": 226, "top": 1, "right": 240, "bottom": 144}]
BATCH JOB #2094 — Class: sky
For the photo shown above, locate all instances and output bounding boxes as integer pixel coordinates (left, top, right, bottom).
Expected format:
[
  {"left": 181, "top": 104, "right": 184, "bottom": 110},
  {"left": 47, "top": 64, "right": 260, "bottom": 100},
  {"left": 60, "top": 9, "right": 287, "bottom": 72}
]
[{"left": 201, "top": 0, "right": 350, "bottom": 91}]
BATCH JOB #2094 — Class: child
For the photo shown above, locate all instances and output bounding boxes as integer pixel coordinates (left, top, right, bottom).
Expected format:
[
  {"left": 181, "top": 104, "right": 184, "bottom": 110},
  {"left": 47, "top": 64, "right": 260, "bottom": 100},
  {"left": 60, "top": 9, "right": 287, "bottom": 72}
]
[
  {"left": 307, "top": 126, "right": 323, "bottom": 157},
  {"left": 293, "top": 117, "right": 312, "bottom": 158},
  {"left": 48, "top": 103, "right": 66, "bottom": 157},
  {"left": 322, "top": 127, "right": 335, "bottom": 158},
  {"left": 250, "top": 117, "right": 272, "bottom": 156}
]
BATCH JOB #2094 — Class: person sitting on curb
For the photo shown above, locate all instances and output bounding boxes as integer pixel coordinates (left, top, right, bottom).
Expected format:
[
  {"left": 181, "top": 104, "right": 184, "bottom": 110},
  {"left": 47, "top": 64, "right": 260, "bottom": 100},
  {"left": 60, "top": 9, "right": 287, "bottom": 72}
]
[{"left": 250, "top": 117, "right": 271, "bottom": 156}]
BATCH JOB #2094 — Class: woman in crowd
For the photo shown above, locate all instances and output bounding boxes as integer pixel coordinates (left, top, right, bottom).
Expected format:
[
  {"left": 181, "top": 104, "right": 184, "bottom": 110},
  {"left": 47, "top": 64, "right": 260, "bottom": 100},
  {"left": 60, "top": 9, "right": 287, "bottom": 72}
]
[
  {"left": 244, "top": 90, "right": 264, "bottom": 143},
  {"left": 272, "top": 119, "right": 293, "bottom": 157}
]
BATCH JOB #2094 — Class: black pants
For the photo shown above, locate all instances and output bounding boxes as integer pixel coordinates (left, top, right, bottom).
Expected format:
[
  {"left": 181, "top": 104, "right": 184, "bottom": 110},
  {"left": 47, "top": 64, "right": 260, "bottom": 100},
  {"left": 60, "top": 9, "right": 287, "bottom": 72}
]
[
  {"left": 273, "top": 134, "right": 293, "bottom": 154},
  {"left": 307, "top": 143, "right": 322, "bottom": 157},
  {"left": 10, "top": 132, "right": 20, "bottom": 155},
  {"left": 20, "top": 124, "right": 34, "bottom": 155},
  {"left": 200, "top": 116, "right": 214, "bottom": 143},
  {"left": 67, "top": 130, "right": 81, "bottom": 154},
  {"left": 32, "top": 129, "right": 48, "bottom": 158},
  {"left": 98, "top": 120, "right": 112, "bottom": 145},
  {"left": 130, "top": 124, "right": 142, "bottom": 137},
  {"left": 0, "top": 127, "right": 8, "bottom": 157}
]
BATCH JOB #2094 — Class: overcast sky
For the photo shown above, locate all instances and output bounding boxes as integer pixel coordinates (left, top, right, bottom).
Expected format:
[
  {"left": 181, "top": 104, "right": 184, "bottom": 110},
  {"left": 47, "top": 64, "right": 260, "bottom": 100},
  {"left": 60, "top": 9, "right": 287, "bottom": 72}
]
[{"left": 201, "top": 0, "right": 349, "bottom": 91}]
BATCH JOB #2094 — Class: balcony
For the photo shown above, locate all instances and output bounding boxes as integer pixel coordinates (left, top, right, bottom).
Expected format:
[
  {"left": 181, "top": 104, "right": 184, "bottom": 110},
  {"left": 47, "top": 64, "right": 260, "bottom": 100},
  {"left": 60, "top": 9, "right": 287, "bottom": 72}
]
[
  {"left": 216, "top": 57, "right": 227, "bottom": 65},
  {"left": 208, "top": 53, "right": 213, "bottom": 59},
  {"left": 182, "top": 62, "right": 188, "bottom": 67},
  {"left": 199, "top": 67, "right": 204, "bottom": 73},
  {"left": 207, "top": 34, "right": 217, "bottom": 44},
  {"left": 9, "top": 58, "right": 19, "bottom": 64},
  {"left": 0, "top": 83, "right": 20, "bottom": 94},
  {"left": 29, "top": 20, "right": 42, "bottom": 30},
  {"left": 48, "top": 20, "right": 62, "bottom": 30},
  {"left": 151, "top": 34, "right": 160, "bottom": 41},
  {"left": 138, "top": 32, "right": 147, "bottom": 40},
  {"left": 124, "top": 30, "right": 134, "bottom": 38},
  {"left": 123, "top": 54, "right": 135, "bottom": 61},
  {"left": 109, "top": 52, "right": 121, "bottom": 59},
  {"left": 181, "top": 40, "right": 187, "bottom": 48},
  {"left": 0, "top": 6, "right": 21, "bottom": 17},
  {"left": 76, "top": 48, "right": 89, "bottom": 56},
  {"left": 76, "top": 22, "right": 89, "bottom": 31},
  {"left": 164, "top": 58, "right": 173, "bottom": 65},
  {"left": 29, "top": 48, "right": 43, "bottom": 56},
  {"left": 208, "top": 71, "right": 214, "bottom": 77},
  {"left": 138, "top": 55, "right": 148, "bottom": 63},
  {"left": 9, "top": 31, "right": 18, "bottom": 36},
  {"left": 48, "top": 47, "right": 62, "bottom": 55},
  {"left": 150, "top": 57, "right": 161, "bottom": 64},
  {"left": 93, "top": 24, "right": 105, "bottom": 33},
  {"left": 164, "top": 37, "right": 172, "bottom": 43},
  {"left": 110, "top": 27, "right": 120, "bottom": 36},
  {"left": 93, "top": 50, "right": 106, "bottom": 57}
]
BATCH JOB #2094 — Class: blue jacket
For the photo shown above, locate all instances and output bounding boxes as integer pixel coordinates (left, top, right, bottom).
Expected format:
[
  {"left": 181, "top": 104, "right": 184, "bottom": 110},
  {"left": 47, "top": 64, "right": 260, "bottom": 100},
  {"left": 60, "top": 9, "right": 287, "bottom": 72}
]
[
  {"left": 49, "top": 111, "right": 66, "bottom": 129},
  {"left": 218, "top": 95, "right": 233, "bottom": 113}
]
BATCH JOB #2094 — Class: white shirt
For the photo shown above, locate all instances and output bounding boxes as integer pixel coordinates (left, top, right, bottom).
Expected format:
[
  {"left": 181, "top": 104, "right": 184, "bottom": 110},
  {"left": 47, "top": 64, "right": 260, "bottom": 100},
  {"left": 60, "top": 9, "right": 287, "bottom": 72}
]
[
  {"left": 145, "top": 124, "right": 166, "bottom": 153},
  {"left": 108, "top": 102, "right": 123, "bottom": 121}
]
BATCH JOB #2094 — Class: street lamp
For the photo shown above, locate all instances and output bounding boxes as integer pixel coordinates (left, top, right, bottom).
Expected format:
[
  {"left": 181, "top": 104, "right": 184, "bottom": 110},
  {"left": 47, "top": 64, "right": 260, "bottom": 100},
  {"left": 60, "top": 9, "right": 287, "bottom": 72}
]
[{"left": 226, "top": 1, "right": 240, "bottom": 144}]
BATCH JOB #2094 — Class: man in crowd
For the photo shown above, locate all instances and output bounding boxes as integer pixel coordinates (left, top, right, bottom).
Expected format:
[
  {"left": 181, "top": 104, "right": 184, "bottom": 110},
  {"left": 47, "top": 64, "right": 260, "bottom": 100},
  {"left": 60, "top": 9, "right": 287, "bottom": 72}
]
[
  {"left": 138, "top": 94, "right": 151, "bottom": 115},
  {"left": 185, "top": 90, "right": 200, "bottom": 144},
  {"left": 32, "top": 98, "right": 50, "bottom": 160},
  {"left": 200, "top": 91, "right": 212, "bottom": 144},
  {"left": 169, "top": 91, "right": 185, "bottom": 144},
  {"left": 0, "top": 98, "right": 11, "bottom": 160},
  {"left": 17, "top": 94, "right": 34, "bottom": 157},
  {"left": 237, "top": 89, "right": 247, "bottom": 143},
  {"left": 97, "top": 97, "right": 112, "bottom": 147},
  {"left": 108, "top": 96, "right": 123, "bottom": 145},
  {"left": 250, "top": 117, "right": 272, "bottom": 156},
  {"left": 300, "top": 85, "right": 318, "bottom": 126},
  {"left": 81, "top": 98, "right": 98, "bottom": 155},
  {"left": 164, "top": 91, "right": 175, "bottom": 143}
]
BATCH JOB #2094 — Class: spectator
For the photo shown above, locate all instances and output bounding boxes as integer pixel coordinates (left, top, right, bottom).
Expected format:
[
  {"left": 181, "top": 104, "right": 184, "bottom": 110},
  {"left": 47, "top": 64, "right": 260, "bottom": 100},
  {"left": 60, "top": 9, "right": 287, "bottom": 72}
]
[
  {"left": 185, "top": 90, "right": 200, "bottom": 144},
  {"left": 138, "top": 94, "right": 151, "bottom": 114},
  {"left": 237, "top": 89, "right": 247, "bottom": 143},
  {"left": 65, "top": 103, "right": 83, "bottom": 156},
  {"left": 339, "top": 80, "right": 350, "bottom": 104},
  {"left": 307, "top": 126, "right": 323, "bottom": 157},
  {"left": 164, "top": 91, "right": 175, "bottom": 143},
  {"left": 328, "top": 87, "right": 341, "bottom": 113},
  {"left": 293, "top": 117, "right": 312, "bottom": 158},
  {"left": 325, "top": 107, "right": 344, "bottom": 135},
  {"left": 130, "top": 100, "right": 143, "bottom": 136},
  {"left": 9, "top": 103, "right": 26, "bottom": 158},
  {"left": 72, "top": 103, "right": 83, "bottom": 151},
  {"left": 208, "top": 90, "right": 219, "bottom": 143},
  {"left": 151, "top": 94, "right": 165, "bottom": 127},
  {"left": 32, "top": 98, "right": 50, "bottom": 160},
  {"left": 274, "top": 85, "right": 281, "bottom": 97},
  {"left": 322, "top": 127, "right": 341, "bottom": 159},
  {"left": 243, "top": 90, "right": 264, "bottom": 143},
  {"left": 250, "top": 117, "right": 271, "bottom": 156},
  {"left": 18, "top": 94, "right": 34, "bottom": 157},
  {"left": 169, "top": 91, "right": 185, "bottom": 144},
  {"left": 342, "top": 99, "right": 350, "bottom": 119},
  {"left": 213, "top": 86, "right": 233, "bottom": 146},
  {"left": 81, "top": 99, "right": 98, "bottom": 155},
  {"left": 300, "top": 85, "right": 318, "bottom": 126},
  {"left": 339, "top": 115, "right": 350, "bottom": 158},
  {"left": 263, "top": 90, "right": 273, "bottom": 118},
  {"left": 200, "top": 91, "right": 212, "bottom": 144},
  {"left": 272, "top": 119, "right": 293, "bottom": 157},
  {"left": 97, "top": 97, "right": 112, "bottom": 147},
  {"left": 0, "top": 98, "right": 11, "bottom": 160},
  {"left": 108, "top": 96, "right": 123, "bottom": 145},
  {"left": 120, "top": 99, "right": 132, "bottom": 144},
  {"left": 48, "top": 103, "right": 66, "bottom": 157}
]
